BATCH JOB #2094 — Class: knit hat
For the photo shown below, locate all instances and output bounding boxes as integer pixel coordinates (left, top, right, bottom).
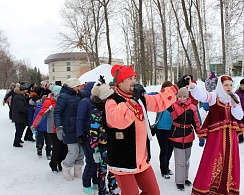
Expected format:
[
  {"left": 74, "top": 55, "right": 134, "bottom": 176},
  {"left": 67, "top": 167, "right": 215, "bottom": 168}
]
[
  {"left": 20, "top": 84, "right": 28, "bottom": 91},
  {"left": 91, "top": 83, "right": 114, "bottom": 100},
  {"left": 240, "top": 79, "right": 244, "bottom": 85},
  {"left": 111, "top": 64, "right": 136, "bottom": 85},
  {"left": 66, "top": 78, "right": 81, "bottom": 88},
  {"left": 32, "top": 94, "right": 40, "bottom": 102},
  {"left": 176, "top": 88, "right": 189, "bottom": 98},
  {"left": 9, "top": 83, "right": 16, "bottom": 88},
  {"left": 50, "top": 85, "right": 62, "bottom": 98}
]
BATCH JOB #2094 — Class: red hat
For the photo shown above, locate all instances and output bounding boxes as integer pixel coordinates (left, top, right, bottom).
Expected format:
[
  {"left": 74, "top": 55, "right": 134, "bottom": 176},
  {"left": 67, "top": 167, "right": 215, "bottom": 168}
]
[{"left": 111, "top": 64, "right": 136, "bottom": 85}]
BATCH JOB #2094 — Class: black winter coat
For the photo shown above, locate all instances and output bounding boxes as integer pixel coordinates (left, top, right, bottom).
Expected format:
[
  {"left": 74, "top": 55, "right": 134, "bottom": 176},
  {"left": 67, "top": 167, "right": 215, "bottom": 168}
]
[{"left": 12, "top": 88, "right": 28, "bottom": 124}]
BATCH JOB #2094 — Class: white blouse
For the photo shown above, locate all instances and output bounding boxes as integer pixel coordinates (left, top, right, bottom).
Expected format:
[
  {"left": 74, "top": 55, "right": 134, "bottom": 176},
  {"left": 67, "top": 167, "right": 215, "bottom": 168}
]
[{"left": 188, "top": 83, "right": 243, "bottom": 120}]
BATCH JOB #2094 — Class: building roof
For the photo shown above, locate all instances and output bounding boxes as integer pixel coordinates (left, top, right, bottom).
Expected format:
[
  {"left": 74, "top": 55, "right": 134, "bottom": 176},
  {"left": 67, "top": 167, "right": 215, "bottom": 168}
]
[{"left": 44, "top": 52, "right": 88, "bottom": 64}]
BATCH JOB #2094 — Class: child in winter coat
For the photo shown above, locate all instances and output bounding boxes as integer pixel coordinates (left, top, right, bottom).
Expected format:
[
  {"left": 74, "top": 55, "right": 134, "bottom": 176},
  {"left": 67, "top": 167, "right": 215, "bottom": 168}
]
[
  {"left": 168, "top": 88, "right": 200, "bottom": 191},
  {"left": 32, "top": 100, "right": 52, "bottom": 159},
  {"left": 89, "top": 83, "right": 120, "bottom": 195},
  {"left": 32, "top": 85, "right": 68, "bottom": 172}
]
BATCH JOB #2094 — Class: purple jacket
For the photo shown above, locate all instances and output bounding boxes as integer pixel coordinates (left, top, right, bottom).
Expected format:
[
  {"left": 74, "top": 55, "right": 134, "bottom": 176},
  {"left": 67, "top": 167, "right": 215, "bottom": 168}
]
[{"left": 235, "top": 88, "right": 244, "bottom": 111}]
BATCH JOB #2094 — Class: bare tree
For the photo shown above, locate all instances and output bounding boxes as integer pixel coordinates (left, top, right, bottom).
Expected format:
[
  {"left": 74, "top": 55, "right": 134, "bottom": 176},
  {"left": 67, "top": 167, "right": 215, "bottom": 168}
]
[
  {"left": 59, "top": 0, "right": 104, "bottom": 67},
  {"left": 154, "top": 0, "right": 168, "bottom": 81},
  {"left": 99, "top": 0, "right": 112, "bottom": 65}
]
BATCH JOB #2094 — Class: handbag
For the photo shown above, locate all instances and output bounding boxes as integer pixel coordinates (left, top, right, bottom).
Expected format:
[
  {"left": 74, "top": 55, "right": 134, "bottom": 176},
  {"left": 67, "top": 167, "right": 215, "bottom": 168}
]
[{"left": 150, "top": 112, "right": 163, "bottom": 136}]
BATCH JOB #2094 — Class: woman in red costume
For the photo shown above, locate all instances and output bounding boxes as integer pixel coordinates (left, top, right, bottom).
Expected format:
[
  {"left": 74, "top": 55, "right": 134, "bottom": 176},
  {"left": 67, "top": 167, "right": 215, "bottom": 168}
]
[{"left": 188, "top": 75, "right": 244, "bottom": 195}]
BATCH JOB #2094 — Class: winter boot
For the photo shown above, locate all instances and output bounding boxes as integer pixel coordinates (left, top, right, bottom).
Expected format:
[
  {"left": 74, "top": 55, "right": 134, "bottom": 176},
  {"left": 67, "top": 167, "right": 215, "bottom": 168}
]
[
  {"left": 61, "top": 162, "right": 73, "bottom": 181},
  {"left": 176, "top": 184, "right": 185, "bottom": 191},
  {"left": 74, "top": 165, "right": 82, "bottom": 178},
  {"left": 58, "top": 163, "right": 62, "bottom": 171},
  {"left": 49, "top": 162, "right": 58, "bottom": 173},
  {"left": 13, "top": 143, "right": 23, "bottom": 147},
  {"left": 92, "top": 184, "right": 98, "bottom": 189},
  {"left": 37, "top": 149, "right": 42, "bottom": 157},
  {"left": 83, "top": 187, "right": 95, "bottom": 195}
]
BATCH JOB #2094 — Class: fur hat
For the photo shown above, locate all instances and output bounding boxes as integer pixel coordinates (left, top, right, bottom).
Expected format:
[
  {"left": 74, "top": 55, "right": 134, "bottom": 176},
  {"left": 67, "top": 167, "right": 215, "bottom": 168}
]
[
  {"left": 15, "top": 83, "right": 20, "bottom": 89},
  {"left": 240, "top": 79, "right": 244, "bottom": 85},
  {"left": 91, "top": 84, "right": 114, "bottom": 100},
  {"left": 20, "top": 84, "right": 28, "bottom": 91},
  {"left": 176, "top": 88, "right": 189, "bottom": 98},
  {"left": 111, "top": 64, "right": 136, "bottom": 85},
  {"left": 50, "top": 85, "right": 62, "bottom": 98},
  {"left": 66, "top": 78, "right": 81, "bottom": 88}
]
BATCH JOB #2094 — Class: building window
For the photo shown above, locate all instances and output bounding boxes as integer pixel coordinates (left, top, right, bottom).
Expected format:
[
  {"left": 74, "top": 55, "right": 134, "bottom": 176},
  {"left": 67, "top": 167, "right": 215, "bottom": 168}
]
[
  {"left": 52, "top": 67, "right": 55, "bottom": 72},
  {"left": 67, "top": 62, "right": 71, "bottom": 71},
  {"left": 52, "top": 76, "right": 55, "bottom": 81},
  {"left": 67, "top": 75, "right": 71, "bottom": 79},
  {"left": 52, "top": 63, "right": 54, "bottom": 67}
]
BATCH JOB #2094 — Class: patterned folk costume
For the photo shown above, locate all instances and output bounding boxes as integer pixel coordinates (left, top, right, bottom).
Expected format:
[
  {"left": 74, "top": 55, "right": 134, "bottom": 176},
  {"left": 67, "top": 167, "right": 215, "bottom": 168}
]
[{"left": 189, "top": 75, "right": 244, "bottom": 195}]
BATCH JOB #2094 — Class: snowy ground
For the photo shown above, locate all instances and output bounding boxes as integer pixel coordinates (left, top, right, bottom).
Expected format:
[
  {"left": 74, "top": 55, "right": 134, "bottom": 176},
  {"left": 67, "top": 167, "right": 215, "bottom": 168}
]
[{"left": 1, "top": 89, "right": 244, "bottom": 195}]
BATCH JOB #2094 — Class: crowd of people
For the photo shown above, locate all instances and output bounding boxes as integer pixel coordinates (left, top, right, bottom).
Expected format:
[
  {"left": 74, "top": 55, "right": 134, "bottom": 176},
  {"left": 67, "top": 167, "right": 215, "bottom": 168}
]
[{"left": 2, "top": 66, "right": 244, "bottom": 195}]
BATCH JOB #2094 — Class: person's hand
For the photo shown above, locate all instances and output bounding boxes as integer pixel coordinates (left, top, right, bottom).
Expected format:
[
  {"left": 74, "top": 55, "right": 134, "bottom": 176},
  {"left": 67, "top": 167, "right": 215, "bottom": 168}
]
[
  {"left": 30, "top": 126, "right": 37, "bottom": 135},
  {"left": 78, "top": 136, "right": 85, "bottom": 146},
  {"left": 56, "top": 126, "right": 63, "bottom": 141},
  {"left": 199, "top": 138, "right": 205, "bottom": 147},
  {"left": 93, "top": 152, "right": 101, "bottom": 163},
  {"left": 131, "top": 83, "right": 146, "bottom": 102},
  {"left": 176, "top": 75, "right": 192, "bottom": 88}
]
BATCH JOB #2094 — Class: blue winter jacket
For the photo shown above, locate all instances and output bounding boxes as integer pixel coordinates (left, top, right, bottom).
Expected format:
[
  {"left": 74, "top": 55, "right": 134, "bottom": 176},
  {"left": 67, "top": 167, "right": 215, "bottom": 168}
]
[
  {"left": 76, "top": 82, "right": 95, "bottom": 138},
  {"left": 33, "top": 102, "right": 47, "bottom": 132},
  {"left": 54, "top": 84, "right": 82, "bottom": 144},
  {"left": 156, "top": 110, "right": 173, "bottom": 130}
]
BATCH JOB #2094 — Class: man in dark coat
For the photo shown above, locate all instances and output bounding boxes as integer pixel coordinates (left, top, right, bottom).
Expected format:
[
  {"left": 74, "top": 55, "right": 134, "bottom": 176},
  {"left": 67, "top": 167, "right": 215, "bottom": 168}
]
[
  {"left": 12, "top": 84, "right": 29, "bottom": 147},
  {"left": 54, "top": 78, "right": 84, "bottom": 181}
]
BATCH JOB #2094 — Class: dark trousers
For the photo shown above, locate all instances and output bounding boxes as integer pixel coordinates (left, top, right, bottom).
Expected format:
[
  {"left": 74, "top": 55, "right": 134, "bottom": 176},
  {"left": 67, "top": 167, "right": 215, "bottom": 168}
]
[
  {"left": 49, "top": 133, "right": 68, "bottom": 167},
  {"left": 14, "top": 123, "right": 26, "bottom": 144},
  {"left": 239, "top": 118, "right": 244, "bottom": 143},
  {"left": 9, "top": 107, "right": 12, "bottom": 120},
  {"left": 24, "top": 126, "right": 34, "bottom": 140},
  {"left": 36, "top": 131, "right": 52, "bottom": 156},
  {"left": 156, "top": 130, "right": 173, "bottom": 175},
  {"left": 82, "top": 134, "right": 97, "bottom": 188}
]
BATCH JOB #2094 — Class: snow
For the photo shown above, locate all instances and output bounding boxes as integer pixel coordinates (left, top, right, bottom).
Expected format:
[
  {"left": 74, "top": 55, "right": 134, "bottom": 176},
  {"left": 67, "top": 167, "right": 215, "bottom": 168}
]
[
  {"left": 1, "top": 65, "right": 244, "bottom": 194},
  {"left": 79, "top": 64, "right": 114, "bottom": 85}
]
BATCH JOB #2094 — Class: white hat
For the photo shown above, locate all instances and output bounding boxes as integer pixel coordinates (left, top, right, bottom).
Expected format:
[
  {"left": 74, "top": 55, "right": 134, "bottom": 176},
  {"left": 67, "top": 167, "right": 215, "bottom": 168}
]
[
  {"left": 66, "top": 78, "right": 81, "bottom": 88},
  {"left": 91, "top": 84, "right": 114, "bottom": 100}
]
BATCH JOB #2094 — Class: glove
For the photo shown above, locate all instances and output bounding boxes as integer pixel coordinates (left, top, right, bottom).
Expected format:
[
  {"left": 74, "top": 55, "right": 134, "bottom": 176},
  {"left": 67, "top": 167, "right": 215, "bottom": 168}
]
[
  {"left": 99, "top": 75, "right": 106, "bottom": 84},
  {"left": 78, "top": 136, "right": 85, "bottom": 146},
  {"left": 199, "top": 138, "right": 205, "bottom": 147},
  {"left": 131, "top": 83, "right": 146, "bottom": 102},
  {"left": 30, "top": 126, "right": 37, "bottom": 135},
  {"left": 93, "top": 152, "right": 101, "bottom": 163},
  {"left": 176, "top": 75, "right": 192, "bottom": 88},
  {"left": 56, "top": 126, "right": 63, "bottom": 141}
]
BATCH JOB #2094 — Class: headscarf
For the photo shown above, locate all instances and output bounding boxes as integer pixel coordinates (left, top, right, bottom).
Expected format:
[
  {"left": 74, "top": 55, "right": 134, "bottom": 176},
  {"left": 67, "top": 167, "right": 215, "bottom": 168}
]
[
  {"left": 209, "top": 71, "right": 217, "bottom": 79},
  {"left": 214, "top": 75, "right": 232, "bottom": 105}
]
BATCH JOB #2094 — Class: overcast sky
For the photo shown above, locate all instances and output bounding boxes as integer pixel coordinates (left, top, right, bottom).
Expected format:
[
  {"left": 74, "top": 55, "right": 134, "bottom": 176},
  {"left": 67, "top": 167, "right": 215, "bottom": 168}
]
[{"left": 0, "top": 0, "right": 65, "bottom": 75}]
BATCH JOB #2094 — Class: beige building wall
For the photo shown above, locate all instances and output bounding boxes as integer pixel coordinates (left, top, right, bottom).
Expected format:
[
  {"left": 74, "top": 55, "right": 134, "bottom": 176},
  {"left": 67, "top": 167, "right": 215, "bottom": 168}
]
[
  {"left": 45, "top": 52, "right": 124, "bottom": 85},
  {"left": 48, "top": 60, "right": 89, "bottom": 85}
]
